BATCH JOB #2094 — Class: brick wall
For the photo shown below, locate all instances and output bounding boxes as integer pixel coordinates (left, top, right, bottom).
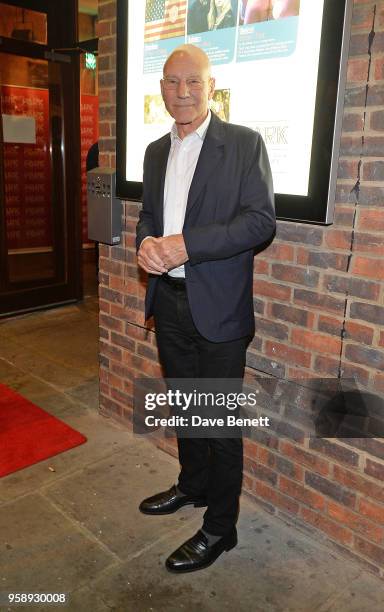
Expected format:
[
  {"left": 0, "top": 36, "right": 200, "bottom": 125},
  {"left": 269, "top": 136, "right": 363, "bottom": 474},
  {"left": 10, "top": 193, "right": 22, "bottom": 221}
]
[{"left": 97, "top": 0, "right": 384, "bottom": 577}]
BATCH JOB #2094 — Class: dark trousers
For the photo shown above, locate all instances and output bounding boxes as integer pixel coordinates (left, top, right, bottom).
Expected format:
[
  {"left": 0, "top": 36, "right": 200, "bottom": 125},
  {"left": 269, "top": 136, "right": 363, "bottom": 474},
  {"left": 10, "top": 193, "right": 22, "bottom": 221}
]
[{"left": 153, "top": 276, "right": 251, "bottom": 535}]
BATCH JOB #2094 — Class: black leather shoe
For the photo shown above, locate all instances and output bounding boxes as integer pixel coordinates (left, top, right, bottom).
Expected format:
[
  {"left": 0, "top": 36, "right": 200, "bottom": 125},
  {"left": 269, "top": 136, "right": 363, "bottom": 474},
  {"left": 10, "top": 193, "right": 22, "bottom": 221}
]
[
  {"left": 139, "top": 485, "right": 207, "bottom": 515},
  {"left": 165, "top": 528, "right": 237, "bottom": 573}
]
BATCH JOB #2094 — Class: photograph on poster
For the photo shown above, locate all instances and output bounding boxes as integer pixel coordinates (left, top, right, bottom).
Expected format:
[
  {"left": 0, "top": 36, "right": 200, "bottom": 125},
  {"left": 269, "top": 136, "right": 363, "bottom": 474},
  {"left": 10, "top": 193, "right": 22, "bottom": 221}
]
[{"left": 117, "top": 0, "right": 352, "bottom": 223}]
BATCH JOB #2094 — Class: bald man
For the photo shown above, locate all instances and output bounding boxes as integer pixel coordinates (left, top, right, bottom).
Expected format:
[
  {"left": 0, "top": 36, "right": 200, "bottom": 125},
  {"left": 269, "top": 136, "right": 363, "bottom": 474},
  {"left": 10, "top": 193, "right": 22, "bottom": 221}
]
[{"left": 136, "top": 44, "right": 275, "bottom": 573}]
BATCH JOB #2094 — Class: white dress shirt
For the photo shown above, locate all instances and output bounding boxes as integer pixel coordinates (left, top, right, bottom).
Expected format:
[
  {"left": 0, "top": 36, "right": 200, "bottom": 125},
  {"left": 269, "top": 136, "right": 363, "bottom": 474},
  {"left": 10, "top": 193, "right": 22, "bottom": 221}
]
[{"left": 163, "top": 110, "right": 211, "bottom": 277}]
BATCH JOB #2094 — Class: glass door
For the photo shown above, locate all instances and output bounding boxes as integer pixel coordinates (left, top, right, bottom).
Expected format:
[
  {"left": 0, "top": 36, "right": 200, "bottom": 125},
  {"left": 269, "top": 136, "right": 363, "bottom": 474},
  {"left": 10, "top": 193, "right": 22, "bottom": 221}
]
[{"left": 0, "top": 0, "right": 81, "bottom": 316}]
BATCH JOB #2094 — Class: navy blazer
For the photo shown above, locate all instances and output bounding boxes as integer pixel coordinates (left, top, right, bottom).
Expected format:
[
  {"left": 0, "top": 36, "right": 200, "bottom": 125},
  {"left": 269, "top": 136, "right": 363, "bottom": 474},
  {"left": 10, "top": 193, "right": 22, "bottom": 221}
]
[{"left": 136, "top": 112, "right": 276, "bottom": 342}]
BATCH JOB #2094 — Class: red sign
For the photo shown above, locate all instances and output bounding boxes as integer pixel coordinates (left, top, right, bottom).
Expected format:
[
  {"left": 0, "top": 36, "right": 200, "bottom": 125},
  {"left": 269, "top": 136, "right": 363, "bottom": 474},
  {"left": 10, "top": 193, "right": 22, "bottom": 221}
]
[
  {"left": 2, "top": 88, "right": 99, "bottom": 249},
  {"left": 2, "top": 86, "right": 51, "bottom": 250}
]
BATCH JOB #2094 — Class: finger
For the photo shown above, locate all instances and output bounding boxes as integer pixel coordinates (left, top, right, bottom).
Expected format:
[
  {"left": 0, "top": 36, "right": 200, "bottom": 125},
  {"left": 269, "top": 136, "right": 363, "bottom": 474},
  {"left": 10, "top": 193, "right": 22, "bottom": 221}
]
[{"left": 141, "top": 245, "right": 166, "bottom": 269}]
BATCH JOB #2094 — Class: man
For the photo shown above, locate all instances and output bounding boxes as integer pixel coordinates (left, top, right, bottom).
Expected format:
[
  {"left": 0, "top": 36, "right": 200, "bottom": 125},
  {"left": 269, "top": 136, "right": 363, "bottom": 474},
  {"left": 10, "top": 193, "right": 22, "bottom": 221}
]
[
  {"left": 136, "top": 44, "right": 275, "bottom": 573},
  {"left": 187, "top": 0, "right": 210, "bottom": 34}
]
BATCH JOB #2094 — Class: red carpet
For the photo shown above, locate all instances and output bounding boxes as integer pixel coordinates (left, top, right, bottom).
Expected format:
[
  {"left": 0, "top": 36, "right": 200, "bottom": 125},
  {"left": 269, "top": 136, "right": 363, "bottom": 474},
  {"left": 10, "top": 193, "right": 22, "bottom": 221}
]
[{"left": 0, "top": 383, "right": 87, "bottom": 478}]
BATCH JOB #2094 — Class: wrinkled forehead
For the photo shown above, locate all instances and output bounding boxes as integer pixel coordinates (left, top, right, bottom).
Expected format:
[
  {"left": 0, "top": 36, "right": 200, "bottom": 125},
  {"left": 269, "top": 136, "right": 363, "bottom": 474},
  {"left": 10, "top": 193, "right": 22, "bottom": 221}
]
[{"left": 163, "top": 51, "right": 211, "bottom": 78}]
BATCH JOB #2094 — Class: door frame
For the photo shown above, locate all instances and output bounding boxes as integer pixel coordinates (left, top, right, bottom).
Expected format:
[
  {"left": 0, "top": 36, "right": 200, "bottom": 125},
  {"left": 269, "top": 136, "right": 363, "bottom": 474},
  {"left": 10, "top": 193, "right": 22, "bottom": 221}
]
[{"left": 0, "top": 0, "right": 82, "bottom": 317}]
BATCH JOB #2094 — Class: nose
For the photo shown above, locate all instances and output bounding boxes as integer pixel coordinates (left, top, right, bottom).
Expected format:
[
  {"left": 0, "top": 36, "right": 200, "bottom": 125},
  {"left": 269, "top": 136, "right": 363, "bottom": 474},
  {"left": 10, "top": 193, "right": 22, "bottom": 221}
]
[{"left": 176, "top": 79, "right": 190, "bottom": 98}]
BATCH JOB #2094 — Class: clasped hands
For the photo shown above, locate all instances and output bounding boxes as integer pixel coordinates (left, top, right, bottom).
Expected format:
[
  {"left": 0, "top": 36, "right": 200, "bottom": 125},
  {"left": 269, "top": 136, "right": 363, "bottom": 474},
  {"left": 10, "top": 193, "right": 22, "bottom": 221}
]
[{"left": 137, "top": 234, "right": 188, "bottom": 275}]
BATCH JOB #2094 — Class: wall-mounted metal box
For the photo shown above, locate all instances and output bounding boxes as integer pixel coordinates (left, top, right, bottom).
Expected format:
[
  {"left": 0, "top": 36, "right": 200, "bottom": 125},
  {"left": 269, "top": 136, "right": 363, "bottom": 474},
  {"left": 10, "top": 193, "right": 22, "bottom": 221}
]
[{"left": 87, "top": 168, "right": 122, "bottom": 245}]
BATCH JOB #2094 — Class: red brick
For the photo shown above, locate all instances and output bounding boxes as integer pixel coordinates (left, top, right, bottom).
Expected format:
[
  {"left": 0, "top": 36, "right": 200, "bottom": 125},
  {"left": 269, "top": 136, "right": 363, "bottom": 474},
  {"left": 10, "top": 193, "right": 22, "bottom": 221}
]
[
  {"left": 333, "top": 205, "right": 355, "bottom": 227},
  {"left": 345, "top": 344, "right": 384, "bottom": 370},
  {"left": 353, "top": 231, "right": 384, "bottom": 255},
  {"left": 262, "top": 242, "right": 295, "bottom": 261},
  {"left": 99, "top": 258, "right": 123, "bottom": 276},
  {"left": 351, "top": 256, "right": 384, "bottom": 281},
  {"left": 373, "top": 373, "right": 384, "bottom": 393},
  {"left": 354, "top": 537, "right": 384, "bottom": 565},
  {"left": 255, "top": 317, "right": 288, "bottom": 340},
  {"left": 374, "top": 58, "right": 384, "bottom": 82},
  {"left": 344, "top": 321, "right": 374, "bottom": 345},
  {"left": 244, "top": 457, "right": 278, "bottom": 485},
  {"left": 333, "top": 465, "right": 384, "bottom": 505},
  {"left": 243, "top": 438, "right": 258, "bottom": 460},
  {"left": 363, "top": 162, "right": 384, "bottom": 183},
  {"left": 271, "top": 264, "right": 319, "bottom": 288},
  {"left": 327, "top": 501, "right": 383, "bottom": 542},
  {"left": 256, "top": 447, "right": 303, "bottom": 481},
  {"left": 309, "top": 439, "right": 359, "bottom": 467},
  {"left": 324, "top": 274, "right": 380, "bottom": 300},
  {"left": 110, "top": 332, "right": 135, "bottom": 352},
  {"left": 99, "top": 314, "right": 123, "bottom": 333},
  {"left": 359, "top": 498, "right": 384, "bottom": 525},
  {"left": 280, "top": 441, "right": 329, "bottom": 476},
  {"left": 325, "top": 229, "right": 352, "bottom": 250},
  {"left": 98, "top": 1, "right": 116, "bottom": 20},
  {"left": 95, "top": 20, "right": 112, "bottom": 37},
  {"left": 347, "top": 58, "right": 369, "bottom": 82},
  {"left": 265, "top": 341, "right": 311, "bottom": 368},
  {"left": 99, "top": 340, "right": 122, "bottom": 362},
  {"left": 342, "top": 113, "right": 364, "bottom": 132},
  {"left": 350, "top": 302, "right": 384, "bottom": 326},
  {"left": 254, "top": 259, "right": 269, "bottom": 274},
  {"left": 365, "top": 458, "right": 384, "bottom": 481},
  {"left": 276, "top": 223, "right": 323, "bottom": 245},
  {"left": 294, "top": 289, "right": 345, "bottom": 315},
  {"left": 370, "top": 109, "right": 384, "bottom": 131},
  {"left": 301, "top": 507, "right": 353, "bottom": 545},
  {"left": 314, "top": 355, "right": 340, "bottom": 377},
  {"left": 253, "top": 279, "right": 291, "bottom": 301},
  {"left": 291, "top": 329, "right": 341, "bottom": 355},
  {"left": 99, "top": 299, "right": 111, "bottom": 314},
  {"left": 269, "top": 303, "right": 314, "bottom": 327},
  {"left": 305, "top": 472, "right": 356, "bottom": 508},
  {"left": 99, "top": 121, "right": 111, "bottom": 137},
  {"left": 337, "top": 159, "right": 359, "bottom": 179},
  {"left": 99, "top": 395, "right": 123, "bottom": 418},
  {"left": 253, "top": 479, "right": 299, "bottom": 515},
  {"left": 351, "top": 4, "right": 376, "bottom": 30},
  {"left": 279, "top": 476, "right": 325, "bottom": 510},
  {"left": 318, "top": 315, "right": 343, "bottom": 336}
]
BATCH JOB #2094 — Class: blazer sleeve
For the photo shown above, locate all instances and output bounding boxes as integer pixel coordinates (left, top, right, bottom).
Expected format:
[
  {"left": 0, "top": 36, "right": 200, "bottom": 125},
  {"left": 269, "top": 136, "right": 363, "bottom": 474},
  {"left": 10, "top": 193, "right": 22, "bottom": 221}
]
[
  {"left": 182, "top": 133, "right": 276, "bottom": 264},
  {"left": 136, "top": 145, "right": 156, "bottom": 253}
]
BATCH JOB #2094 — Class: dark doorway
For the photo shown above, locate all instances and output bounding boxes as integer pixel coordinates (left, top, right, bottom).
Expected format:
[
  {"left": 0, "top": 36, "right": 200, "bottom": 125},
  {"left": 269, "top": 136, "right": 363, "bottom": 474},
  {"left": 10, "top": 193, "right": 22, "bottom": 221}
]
[{"left": 0, "top": 0, "right": 82, "bottom": 316}]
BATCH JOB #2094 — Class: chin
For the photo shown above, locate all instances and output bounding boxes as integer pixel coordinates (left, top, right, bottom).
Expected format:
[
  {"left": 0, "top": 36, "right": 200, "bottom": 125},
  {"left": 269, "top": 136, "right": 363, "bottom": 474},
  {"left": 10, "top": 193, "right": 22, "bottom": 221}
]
[{"left": 174, "top": 112, "right": 195, "bottom": 124}]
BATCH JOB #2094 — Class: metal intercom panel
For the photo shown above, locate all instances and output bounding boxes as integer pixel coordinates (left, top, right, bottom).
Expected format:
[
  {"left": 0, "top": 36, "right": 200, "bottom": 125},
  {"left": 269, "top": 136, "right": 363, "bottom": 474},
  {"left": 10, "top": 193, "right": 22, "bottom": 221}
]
[{"left": 87, "top": 168, "right": 122, "bottom": 245}]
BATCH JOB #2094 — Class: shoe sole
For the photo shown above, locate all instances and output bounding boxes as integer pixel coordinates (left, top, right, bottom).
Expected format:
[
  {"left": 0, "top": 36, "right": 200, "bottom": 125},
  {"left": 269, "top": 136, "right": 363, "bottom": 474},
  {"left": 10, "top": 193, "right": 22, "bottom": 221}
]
[
  {"left": 139, "top": 500, "right": 207, "bottom": 515},
  {"left": 165, "top": 536, "right": 237, "bottom": 573}
]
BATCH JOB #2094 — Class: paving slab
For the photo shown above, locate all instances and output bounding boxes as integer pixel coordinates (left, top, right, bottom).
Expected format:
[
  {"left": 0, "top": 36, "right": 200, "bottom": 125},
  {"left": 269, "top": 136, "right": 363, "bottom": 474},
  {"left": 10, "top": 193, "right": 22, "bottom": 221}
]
[
  {"left": 63, "top": 495, "right": 369, "bottom": 612},
  {"left": 0, "top": 493, "right": 115, "bottom": 594},
  {"left": 44, "top": 446, "right": 201, "bottom": 560}
]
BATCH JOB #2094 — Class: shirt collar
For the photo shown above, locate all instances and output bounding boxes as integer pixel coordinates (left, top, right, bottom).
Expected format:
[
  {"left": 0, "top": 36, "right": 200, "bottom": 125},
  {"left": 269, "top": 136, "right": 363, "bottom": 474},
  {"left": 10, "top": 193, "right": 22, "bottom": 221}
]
[{"left": 171, "top": 110, "right": 211, "bottom": 143}]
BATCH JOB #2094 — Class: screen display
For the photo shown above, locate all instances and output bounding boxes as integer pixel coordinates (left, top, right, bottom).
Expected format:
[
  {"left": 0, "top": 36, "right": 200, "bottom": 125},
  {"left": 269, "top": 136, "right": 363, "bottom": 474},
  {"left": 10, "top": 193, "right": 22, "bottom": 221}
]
[{"left": 117, "top": 0, "right": 351, "bottom": 223}]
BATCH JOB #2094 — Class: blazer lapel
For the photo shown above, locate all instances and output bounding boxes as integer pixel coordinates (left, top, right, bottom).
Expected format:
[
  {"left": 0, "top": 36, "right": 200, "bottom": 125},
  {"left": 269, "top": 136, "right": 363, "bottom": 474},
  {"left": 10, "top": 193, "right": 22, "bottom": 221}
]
[
  {"left": 152, "top": 135, "right": 171, "bottom": 234},
  {"left": 185, "top": 113, "right": 225, "bottom": 221}
]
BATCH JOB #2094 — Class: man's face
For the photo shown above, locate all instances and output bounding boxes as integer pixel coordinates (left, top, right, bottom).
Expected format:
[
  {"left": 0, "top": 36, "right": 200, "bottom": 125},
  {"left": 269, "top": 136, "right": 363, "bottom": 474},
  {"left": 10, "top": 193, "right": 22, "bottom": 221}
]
[{"left": 160, "top": 52, "right": 215, "bottom": 131}]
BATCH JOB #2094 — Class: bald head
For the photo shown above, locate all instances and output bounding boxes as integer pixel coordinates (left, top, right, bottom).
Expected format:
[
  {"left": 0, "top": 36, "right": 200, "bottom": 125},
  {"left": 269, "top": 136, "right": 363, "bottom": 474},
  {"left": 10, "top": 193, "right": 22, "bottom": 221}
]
[
  {"left": 163, "top": 44, "right": 212, "bottom": 78},
  {"left": 160, "top": 44, "right": 215, "bottom": 138}
]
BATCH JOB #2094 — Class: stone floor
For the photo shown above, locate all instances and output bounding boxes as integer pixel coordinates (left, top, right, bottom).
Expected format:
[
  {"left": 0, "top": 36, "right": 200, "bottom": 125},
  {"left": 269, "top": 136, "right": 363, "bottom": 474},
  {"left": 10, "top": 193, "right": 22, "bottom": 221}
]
[{"left": 0, "top": 298, "right": 383, "bottom": 612}]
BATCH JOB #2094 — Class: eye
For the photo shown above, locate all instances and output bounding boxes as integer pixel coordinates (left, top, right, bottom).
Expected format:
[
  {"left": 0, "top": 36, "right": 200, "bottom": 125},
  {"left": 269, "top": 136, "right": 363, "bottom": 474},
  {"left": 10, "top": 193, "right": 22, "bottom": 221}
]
[{"left": 188, "top": 79, "right": 202, "bottom": 87}]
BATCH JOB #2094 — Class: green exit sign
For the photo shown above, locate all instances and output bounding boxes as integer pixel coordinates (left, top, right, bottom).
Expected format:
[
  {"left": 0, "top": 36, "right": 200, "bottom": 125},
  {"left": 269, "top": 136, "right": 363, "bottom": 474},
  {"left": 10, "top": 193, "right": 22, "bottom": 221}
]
[{"left": 85, "top": 53, "right": 96, "bottom": 70}]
